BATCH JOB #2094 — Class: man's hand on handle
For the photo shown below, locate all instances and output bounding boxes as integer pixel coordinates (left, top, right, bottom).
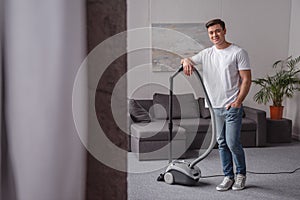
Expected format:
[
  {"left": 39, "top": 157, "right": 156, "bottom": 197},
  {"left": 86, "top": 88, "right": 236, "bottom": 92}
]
[{"left": 181, "top": 58, "right": 194, "bottom": 76}]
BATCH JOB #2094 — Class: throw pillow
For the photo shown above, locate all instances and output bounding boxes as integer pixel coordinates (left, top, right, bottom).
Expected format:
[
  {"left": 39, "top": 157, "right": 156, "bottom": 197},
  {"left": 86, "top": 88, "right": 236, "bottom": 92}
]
[{"left": 129, "top": 99, "right": 151, "bottom": 123}]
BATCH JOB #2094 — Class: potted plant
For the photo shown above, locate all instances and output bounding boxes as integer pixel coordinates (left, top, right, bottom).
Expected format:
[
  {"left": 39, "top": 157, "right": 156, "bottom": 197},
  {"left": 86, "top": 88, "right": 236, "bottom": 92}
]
[{"left": 252, "top": 55, "right": 300, "bottom": 119}]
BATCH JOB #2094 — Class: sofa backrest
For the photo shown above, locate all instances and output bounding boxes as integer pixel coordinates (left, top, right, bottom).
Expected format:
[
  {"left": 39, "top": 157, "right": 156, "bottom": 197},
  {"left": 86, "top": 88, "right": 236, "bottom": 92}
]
[
  {"left": 152, "top": 93, "right": 200, "bottom": 119},
  {"left": 129, "top": 93, "right": 212, "bottom": 122}
]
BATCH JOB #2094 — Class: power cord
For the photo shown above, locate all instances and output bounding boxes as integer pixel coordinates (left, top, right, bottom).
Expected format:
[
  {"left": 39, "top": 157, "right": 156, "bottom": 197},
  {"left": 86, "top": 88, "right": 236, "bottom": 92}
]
[
  {"left": 247, "top": 167, "right": 300, "bottom": 175},
  {"left": 201, "top": 167, "right": 300, "bottom": 178}
]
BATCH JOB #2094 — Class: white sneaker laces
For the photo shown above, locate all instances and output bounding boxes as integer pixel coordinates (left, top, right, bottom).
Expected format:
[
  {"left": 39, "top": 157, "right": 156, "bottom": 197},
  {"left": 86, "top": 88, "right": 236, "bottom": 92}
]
[
  {"left": 235, "top": 175, "right": 245, "bottom": 185},
  {"left": 221, "top": 177, "right": 232, "bottom": 186}
]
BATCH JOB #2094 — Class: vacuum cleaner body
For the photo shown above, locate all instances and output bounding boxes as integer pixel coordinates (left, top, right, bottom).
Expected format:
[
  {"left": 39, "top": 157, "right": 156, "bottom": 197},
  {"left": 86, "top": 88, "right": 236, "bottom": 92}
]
[{"left": 164, "top": 160, "right": 201, "bottom": 185}]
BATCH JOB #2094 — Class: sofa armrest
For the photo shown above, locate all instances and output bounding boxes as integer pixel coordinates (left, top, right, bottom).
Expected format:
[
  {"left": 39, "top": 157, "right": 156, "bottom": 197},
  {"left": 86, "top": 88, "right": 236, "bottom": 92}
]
[{"left": 243, "top": 106, "right": 267, "bottom": 147}]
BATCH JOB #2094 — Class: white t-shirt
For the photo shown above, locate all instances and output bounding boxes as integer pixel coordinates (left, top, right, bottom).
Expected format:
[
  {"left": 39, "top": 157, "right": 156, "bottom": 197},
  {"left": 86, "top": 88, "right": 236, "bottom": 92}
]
[{"left": 191, "top": 44, "right": 251, "bottom": 108}]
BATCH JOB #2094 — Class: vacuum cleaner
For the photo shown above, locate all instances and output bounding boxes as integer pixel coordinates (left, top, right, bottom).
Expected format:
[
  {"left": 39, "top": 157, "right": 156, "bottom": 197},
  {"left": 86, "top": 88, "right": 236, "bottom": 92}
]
[{"left": 157, "top": 65, "right": 216, "bottom": 186}]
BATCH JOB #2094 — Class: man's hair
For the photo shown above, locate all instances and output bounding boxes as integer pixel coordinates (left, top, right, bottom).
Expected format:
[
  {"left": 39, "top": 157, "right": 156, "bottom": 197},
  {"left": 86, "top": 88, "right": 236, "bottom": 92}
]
[{"left": 205, "top": 19, "right": 225, "bottom": 30}]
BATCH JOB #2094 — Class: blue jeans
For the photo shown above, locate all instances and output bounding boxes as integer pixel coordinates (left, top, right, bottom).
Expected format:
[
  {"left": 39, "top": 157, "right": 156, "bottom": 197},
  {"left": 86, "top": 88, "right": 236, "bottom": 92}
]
[{"left": 214, "top": 106, "right": 246, "bottom": 178}]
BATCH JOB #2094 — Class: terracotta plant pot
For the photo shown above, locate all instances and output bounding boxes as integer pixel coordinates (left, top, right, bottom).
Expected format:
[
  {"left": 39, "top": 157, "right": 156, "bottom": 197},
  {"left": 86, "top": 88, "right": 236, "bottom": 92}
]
[{"left": 270, "top": 106, "right": 284, "bottom": 120}]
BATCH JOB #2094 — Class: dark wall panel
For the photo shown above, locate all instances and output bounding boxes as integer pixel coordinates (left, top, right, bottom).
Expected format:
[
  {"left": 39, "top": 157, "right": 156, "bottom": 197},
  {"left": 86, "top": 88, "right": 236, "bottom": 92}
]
[{"left": 86, "top": 0, "right": 127, "bottom": 200}]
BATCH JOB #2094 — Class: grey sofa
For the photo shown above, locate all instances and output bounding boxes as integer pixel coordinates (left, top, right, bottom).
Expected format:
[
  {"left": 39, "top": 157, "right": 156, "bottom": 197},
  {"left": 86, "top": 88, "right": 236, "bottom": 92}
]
[{"left": 129, "top": 93, "right": 267, "bottom": 160}]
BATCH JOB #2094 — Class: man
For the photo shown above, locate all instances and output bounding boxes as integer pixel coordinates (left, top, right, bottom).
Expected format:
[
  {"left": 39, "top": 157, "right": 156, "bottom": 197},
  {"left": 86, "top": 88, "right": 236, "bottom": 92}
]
[{"left": 181, "top": 19, "right": 251, "bottom": 191}]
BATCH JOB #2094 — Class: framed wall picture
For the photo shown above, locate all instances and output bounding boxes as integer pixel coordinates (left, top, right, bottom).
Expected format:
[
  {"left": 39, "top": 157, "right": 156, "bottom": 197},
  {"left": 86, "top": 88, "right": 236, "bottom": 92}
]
[{"left": 152, "top": 23, "right": 211, "bottom": 72}]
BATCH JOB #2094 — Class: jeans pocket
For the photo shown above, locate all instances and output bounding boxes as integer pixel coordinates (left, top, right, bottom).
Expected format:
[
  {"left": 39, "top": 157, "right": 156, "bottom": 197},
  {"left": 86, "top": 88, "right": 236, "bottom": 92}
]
[
  {"left": 227, "top": 107, "right": 243, "bottom": 120},
  {"left": 229, "top": 107, "right": 239, "bottom": 112}
]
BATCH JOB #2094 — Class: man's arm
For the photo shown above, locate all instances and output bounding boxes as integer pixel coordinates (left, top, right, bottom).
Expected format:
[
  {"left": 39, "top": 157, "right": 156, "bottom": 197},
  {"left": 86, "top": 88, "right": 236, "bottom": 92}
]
[{"left": 227, "top": 70, "right": 252, "bottom": 109}]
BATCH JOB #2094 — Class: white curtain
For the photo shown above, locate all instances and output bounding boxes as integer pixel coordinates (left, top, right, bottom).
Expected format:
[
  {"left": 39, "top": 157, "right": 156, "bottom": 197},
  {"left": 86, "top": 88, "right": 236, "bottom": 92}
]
[{"left": 1, "top": 0, "right": 87, "bottom": 200}]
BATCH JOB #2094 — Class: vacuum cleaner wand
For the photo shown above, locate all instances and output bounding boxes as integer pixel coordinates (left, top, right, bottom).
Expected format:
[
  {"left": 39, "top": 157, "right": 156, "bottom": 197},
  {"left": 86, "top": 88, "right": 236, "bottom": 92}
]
[{"left": 168, "top": 65, "right": 184, "bottom": 163}]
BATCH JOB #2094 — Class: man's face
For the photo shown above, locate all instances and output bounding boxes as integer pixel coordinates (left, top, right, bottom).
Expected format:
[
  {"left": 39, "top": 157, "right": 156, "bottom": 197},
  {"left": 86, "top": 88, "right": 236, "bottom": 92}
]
[{"left": 207, "top": 24, "right": 226, "bottom": 46}]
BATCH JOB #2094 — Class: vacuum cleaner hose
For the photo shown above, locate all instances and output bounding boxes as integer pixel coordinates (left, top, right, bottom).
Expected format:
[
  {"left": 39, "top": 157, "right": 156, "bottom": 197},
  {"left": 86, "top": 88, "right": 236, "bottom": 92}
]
[
  {"left": 168, "top": 65, "right": 216, "bottom": 169},
  {"left": 189, "top": 68, "right": 216, "bottom": 168}
]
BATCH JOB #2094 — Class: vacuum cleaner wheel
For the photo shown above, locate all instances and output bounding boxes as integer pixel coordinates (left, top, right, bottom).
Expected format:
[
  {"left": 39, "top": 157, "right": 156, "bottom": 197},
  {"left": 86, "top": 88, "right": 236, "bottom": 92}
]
[{"left": 164, "top": 172, "right": 174, "bottom": 184}]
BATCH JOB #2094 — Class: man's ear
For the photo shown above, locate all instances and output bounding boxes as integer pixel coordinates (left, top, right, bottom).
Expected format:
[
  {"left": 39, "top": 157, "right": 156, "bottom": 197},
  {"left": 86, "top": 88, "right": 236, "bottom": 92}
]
[{"left": 224, "top": 28, "right": 227, "bottom": 34}]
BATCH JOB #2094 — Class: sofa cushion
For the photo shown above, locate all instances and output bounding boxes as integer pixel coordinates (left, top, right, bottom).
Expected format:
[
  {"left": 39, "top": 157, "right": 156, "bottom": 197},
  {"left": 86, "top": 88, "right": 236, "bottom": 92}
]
[
  {"left": 198, "top": 97, "right": 211, "bottom": 119},
  {"left": 129, "top": 99, "right": 151, "bottom": 123},
  {"left": 173, "top": 118, "right": 210, "bottom": 133},
  {"left": 153, "top": 93, "right": 200, "bottom": 119},
  {"left": 130, "top": 121, "right": 186, "bottom": 141}
]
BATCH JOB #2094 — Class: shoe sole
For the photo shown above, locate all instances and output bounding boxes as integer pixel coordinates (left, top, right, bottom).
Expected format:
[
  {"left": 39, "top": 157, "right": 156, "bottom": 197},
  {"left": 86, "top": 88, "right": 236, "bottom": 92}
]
[
  {"left": 216, "top": 188, "right": 231, "bottom": 191},
  {"left": 216, "top": 186, "right": 233, "bottom": 191},
  {"left": 232, "top": 187, "right": 245, "bottom": 191}
]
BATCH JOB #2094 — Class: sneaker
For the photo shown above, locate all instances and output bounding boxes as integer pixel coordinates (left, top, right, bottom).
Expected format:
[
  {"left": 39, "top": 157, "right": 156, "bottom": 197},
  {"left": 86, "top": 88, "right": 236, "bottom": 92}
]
[
  {"left": 216, "top": 176, "right": 234, "bottom": 191},
  {"left": 232, "top": 174, "right": 246, "bottom": 191}
]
